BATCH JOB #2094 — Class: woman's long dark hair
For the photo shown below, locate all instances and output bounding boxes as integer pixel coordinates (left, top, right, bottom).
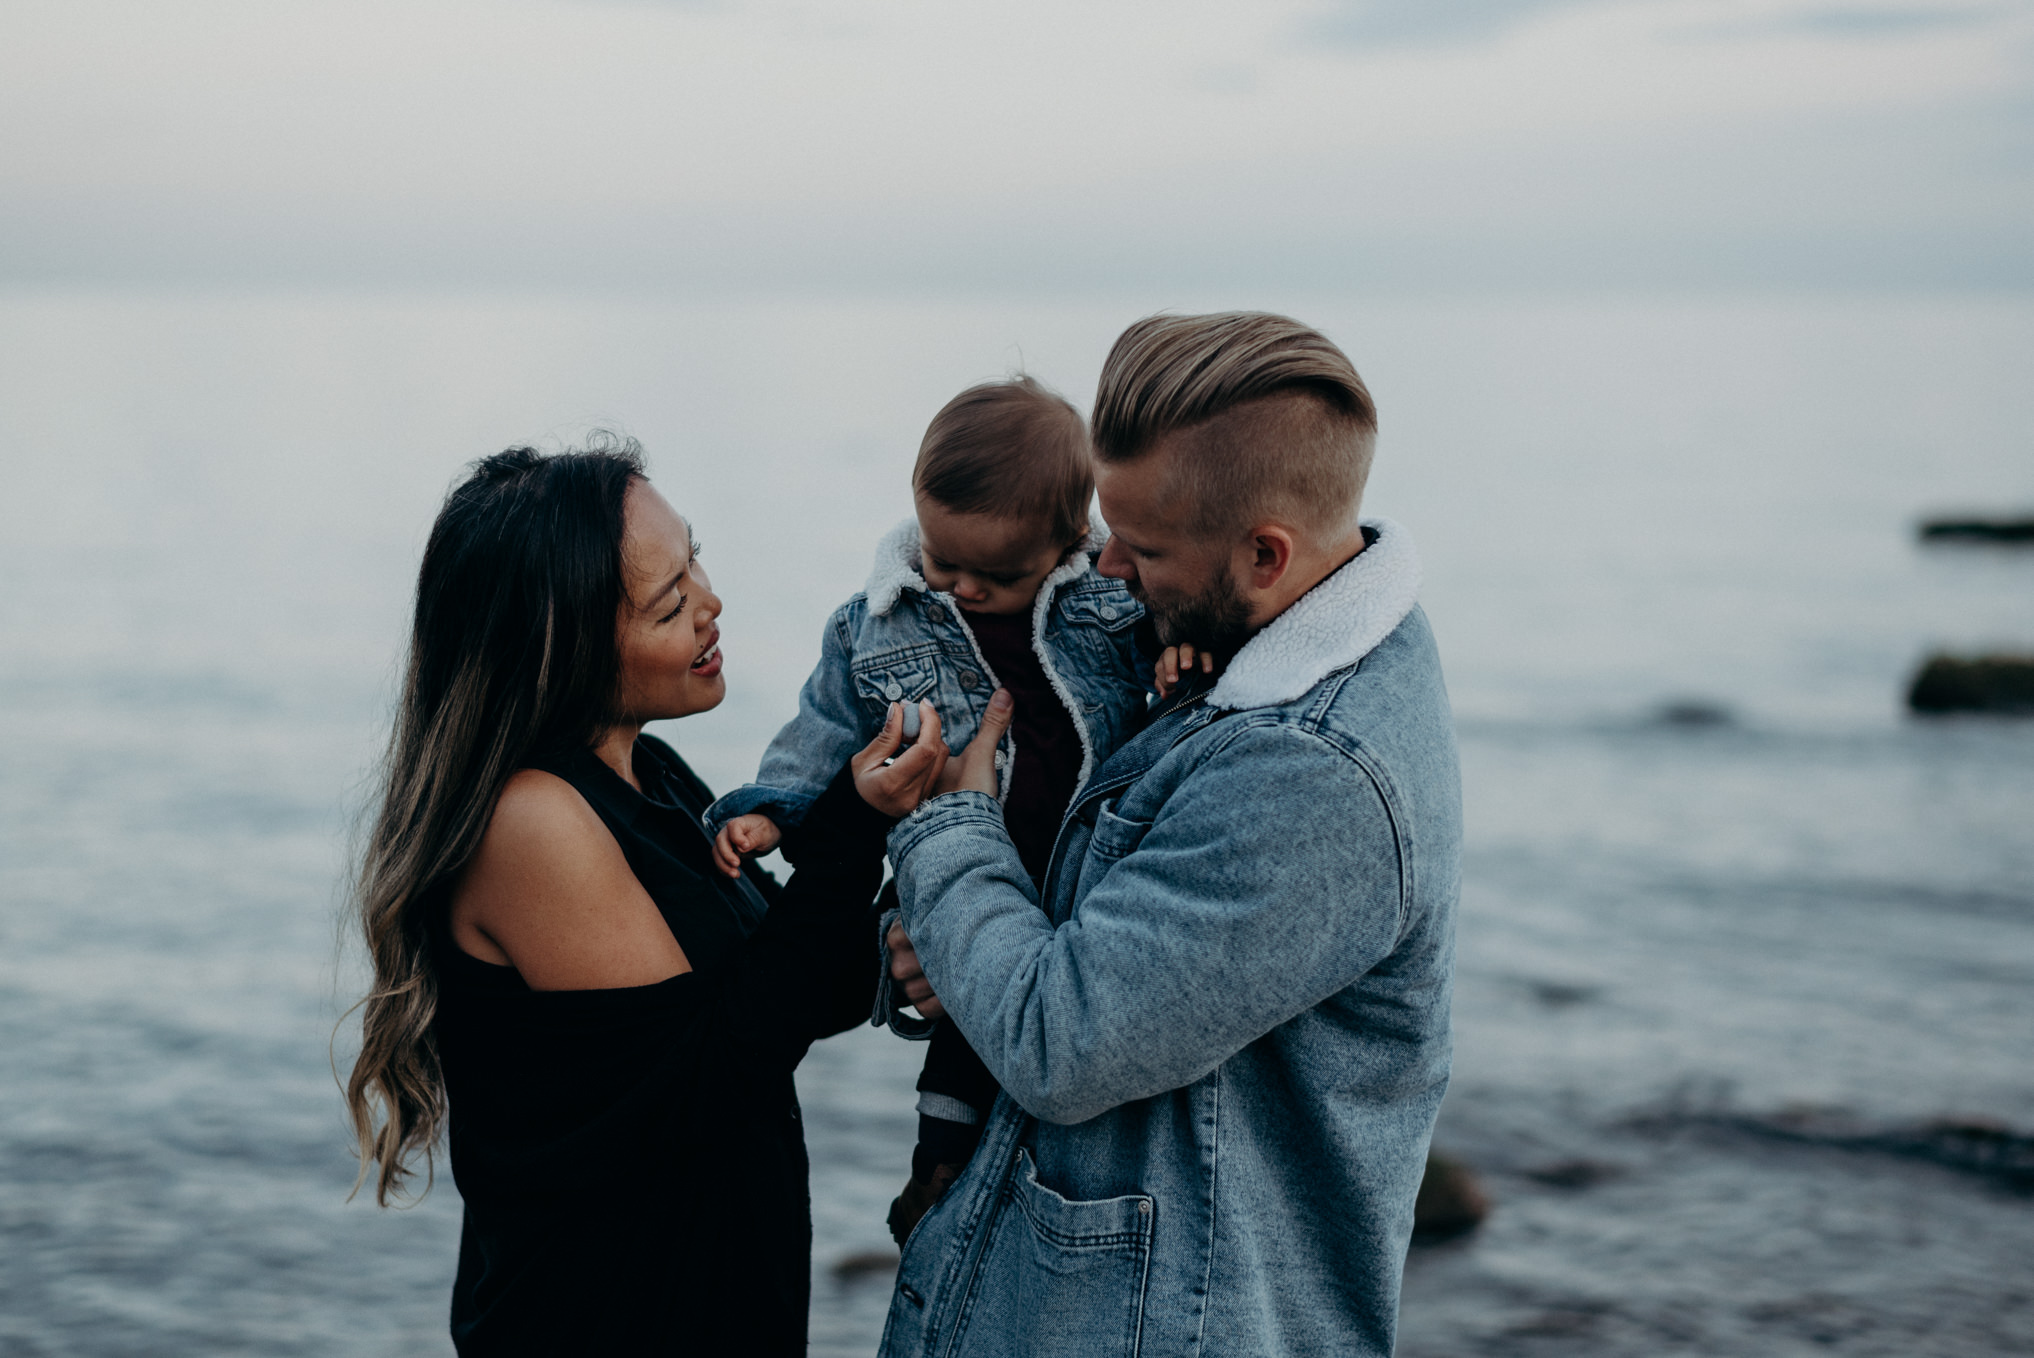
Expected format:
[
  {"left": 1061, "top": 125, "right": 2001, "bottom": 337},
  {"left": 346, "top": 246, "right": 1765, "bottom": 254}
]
[{"left": 345, "top": 435, "right": 645, "bottom": 1204}]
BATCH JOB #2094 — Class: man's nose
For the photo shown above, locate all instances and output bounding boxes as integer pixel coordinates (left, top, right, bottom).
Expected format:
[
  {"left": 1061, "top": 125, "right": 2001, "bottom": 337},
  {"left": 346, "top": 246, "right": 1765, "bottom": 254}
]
[{"left": 1097, "top": 538, "right": 1134, "bottom": 582}]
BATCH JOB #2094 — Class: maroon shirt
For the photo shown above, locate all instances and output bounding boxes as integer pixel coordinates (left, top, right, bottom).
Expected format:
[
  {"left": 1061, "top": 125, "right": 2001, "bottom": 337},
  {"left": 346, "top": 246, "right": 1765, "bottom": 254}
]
[{"left": 961, "top": 608, "right": 1084, "bottom": 884}]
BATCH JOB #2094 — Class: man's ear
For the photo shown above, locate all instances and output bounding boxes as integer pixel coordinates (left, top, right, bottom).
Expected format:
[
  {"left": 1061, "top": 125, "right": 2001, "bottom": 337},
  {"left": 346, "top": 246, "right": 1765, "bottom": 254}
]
[{"left": 1242, "top": 525, "right": 1296, "bottom": 591}]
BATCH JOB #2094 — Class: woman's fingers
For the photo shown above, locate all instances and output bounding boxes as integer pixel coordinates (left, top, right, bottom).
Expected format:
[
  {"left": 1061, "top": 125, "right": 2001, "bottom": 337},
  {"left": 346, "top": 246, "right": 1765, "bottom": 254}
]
[
  {"left": 854, "top": 702, "right": 956, "bottom": 816},
  {"left": 861, "top": 701, "right": 904, "bottom": 766}
]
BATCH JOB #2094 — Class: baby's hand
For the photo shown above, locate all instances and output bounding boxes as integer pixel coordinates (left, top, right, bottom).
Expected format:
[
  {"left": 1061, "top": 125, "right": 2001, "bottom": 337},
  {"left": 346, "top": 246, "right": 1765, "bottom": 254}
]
[
  {"left": 1153, "top": 642, "right": 1214, "bottom": 698},
  {"left": 713, "top": 813, "right": 782, "bottom": 878}
]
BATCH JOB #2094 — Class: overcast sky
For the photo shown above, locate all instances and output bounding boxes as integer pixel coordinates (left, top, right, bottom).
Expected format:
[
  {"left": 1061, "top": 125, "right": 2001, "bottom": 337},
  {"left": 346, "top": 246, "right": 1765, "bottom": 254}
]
[{"left": 4, "top": 0, "right": 2030, "bottom": 292}]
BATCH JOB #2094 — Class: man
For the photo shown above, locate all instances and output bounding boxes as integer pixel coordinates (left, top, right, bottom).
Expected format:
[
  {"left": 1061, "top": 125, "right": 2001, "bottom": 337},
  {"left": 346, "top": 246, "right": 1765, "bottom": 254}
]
[{"left": 879, "top": 312, "right": 1461, "bottom": 1357}]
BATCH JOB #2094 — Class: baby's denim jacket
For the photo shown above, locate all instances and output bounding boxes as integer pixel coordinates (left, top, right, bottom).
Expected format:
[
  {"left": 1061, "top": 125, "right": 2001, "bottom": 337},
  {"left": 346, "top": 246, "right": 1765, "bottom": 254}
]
[{"left": 703, "top": 516, "right": 1153, "bottom": 843}]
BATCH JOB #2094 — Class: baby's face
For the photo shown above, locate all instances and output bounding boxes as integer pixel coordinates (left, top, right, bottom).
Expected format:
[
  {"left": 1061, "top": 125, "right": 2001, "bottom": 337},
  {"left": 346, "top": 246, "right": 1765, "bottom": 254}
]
[{"left": 915, "top": 496, "right": 1074, "bottom": 616}]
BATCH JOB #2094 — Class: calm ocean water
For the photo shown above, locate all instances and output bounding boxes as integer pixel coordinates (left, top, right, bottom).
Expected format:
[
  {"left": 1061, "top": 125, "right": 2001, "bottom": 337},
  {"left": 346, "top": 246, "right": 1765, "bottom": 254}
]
[{"left": 1, "top": 289, "right": 2029, "bottom": 1356}]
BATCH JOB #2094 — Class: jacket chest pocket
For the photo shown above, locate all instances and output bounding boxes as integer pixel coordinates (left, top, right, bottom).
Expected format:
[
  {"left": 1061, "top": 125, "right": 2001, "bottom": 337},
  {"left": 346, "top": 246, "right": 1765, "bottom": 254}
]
[
  {"left": 852, "top": 657, "right": 939, "bottom": 710},
  {"left": 951, "top": 1148, "right": 1153, "bottom": 1358},
  {"left": 1057, "top": 591, "right": 1141, "bottom": 633},
  {"left": 1067, "top": 800, "right": 1153, "bottom": 904},
  {"left": 1086, "top": 800, "right": 1152, "bottom": 862}
]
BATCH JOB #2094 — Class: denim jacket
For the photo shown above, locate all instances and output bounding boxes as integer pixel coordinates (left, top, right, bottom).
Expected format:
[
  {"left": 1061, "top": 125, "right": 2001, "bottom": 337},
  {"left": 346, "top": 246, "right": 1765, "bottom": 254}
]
[
  {"left": 877, "top": 520, "right": 1460, "bottom": 1358},
  {"left": 703, "top": 516, "right": 1151, "bottom": 839}
]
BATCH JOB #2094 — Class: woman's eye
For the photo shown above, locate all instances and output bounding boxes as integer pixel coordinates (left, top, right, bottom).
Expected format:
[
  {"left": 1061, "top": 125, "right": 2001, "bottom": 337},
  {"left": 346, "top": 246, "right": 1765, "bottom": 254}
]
[{"left": 658, "top": 594, "right": 687, "bottom": 624}]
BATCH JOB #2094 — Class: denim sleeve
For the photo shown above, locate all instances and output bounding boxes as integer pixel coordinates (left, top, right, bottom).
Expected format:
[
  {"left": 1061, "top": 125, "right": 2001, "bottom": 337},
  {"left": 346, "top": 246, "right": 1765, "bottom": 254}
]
[
  {"left": 703, "top": 608, "right": 873, "bottom": 836},
  {"left": 885, "top": 723, "right": 1408, "bottom": 1125}
]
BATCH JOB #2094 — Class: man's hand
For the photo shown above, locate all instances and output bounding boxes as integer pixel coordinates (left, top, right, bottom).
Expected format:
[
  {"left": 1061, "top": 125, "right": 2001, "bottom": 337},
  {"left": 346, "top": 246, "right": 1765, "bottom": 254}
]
[
  {"left": 889, "top": 689, "right": 1014, "bottom": 1023},
  {"left": 854, "top": 701, "right": 949, "bottom": 817},
  {"left": 930, "top": 688, "right": 1014, "bottom": 798},
  {"left": 887, "top": 918, "right": 945, "bottom": 1021}
]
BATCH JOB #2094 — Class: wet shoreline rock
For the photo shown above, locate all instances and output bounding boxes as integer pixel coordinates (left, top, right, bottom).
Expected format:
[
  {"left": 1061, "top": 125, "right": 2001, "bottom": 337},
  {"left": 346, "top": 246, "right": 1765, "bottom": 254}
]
[
  {"left": 1412, "top": 1151, "right": 1491, "bottom": 1244},
  {"left": 1907, "top": 654, "right": 2034, "bottom": 715},
  {"left": 1918, "top": 516, "right": 2034, "bottom": 544}
]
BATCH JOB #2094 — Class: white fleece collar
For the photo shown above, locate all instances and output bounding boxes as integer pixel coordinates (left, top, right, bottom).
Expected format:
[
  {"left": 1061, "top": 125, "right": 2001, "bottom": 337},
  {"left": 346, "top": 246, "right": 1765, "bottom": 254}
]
[
  {"left": 862, "top": 514, "right": 1107, "bottom": 617},
  {"left": 1207, "top": 518, "right": 1421, "bottom": 712}
]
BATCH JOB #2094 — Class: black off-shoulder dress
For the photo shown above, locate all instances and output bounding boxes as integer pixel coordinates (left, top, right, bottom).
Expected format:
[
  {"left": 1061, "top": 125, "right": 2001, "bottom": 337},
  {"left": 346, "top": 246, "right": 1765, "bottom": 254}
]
[{"left": 430, "top": 735, "right": 889, "bottom": 1356}]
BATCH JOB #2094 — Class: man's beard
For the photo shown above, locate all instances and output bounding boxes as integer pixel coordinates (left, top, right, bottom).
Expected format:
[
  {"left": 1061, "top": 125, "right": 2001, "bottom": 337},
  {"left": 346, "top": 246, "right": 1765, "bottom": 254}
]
[{"left": 1139, "top": 563, "right": 1255, "bottom": 666}]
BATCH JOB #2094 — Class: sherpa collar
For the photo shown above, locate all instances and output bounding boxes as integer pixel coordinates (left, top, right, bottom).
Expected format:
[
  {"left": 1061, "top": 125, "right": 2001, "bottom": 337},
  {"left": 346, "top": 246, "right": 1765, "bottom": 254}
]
[
  {"left": 862, "top": 514, "right": 1107, "bottom": 617},
  {"left": 1207, "top": 518, "right": 1421, "bottom": 712}
]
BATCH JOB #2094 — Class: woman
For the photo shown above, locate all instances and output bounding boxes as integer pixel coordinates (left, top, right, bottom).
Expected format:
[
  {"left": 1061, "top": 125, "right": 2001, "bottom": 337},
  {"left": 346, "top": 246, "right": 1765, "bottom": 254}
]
[{"left": 343, "top": 438, "right": 949, "bottom": 1355}]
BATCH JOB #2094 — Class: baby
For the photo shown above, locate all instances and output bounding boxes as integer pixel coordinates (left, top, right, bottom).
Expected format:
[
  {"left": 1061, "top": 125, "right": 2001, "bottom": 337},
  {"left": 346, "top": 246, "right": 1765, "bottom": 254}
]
[{"left": 704, "top": 376, "right": 1153, "bottom": 1243}]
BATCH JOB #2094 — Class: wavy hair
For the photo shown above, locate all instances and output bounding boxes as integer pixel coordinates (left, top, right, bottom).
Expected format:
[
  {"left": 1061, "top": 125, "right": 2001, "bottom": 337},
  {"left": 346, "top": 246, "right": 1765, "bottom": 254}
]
[{"left": 344, "top": 435, "right": 644, "bottom": 1204}]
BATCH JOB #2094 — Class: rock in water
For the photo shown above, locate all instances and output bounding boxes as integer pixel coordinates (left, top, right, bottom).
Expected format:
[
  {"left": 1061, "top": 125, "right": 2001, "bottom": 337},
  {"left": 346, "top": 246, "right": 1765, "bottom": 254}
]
[
  {"left": 1653, "top": 700, "right": 1734, "bottom": 728},
  {"left": 1907, "top": 655, "right": 2034, "bottom": 715},
  {"left": 830, "top": 1249, "right": 900, "bottom": 1282},
  {"left": 1919, "top": 516, "right": 2034, "bottom": 544},
  {"left": 1412, "top": 1151, "right": 1490, "bottom": 1244}
]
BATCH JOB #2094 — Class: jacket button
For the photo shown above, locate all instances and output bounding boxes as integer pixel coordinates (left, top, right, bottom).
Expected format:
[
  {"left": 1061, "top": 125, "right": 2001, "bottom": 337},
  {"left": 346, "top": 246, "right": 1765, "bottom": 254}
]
[
  {"left": 1138, "top": 1199, "right": 1151, "bottom": 1215},
  {"left": 958, "top": 671, "right": 980, "bottom": 690},
  {"left": 1100, "top": 604, "right": 1118, "bottom": 619},
  {"left": 884, "top": 681, "right": 903, "bottom": 700},
  {"left": 927, "top": 604, "right": 947, "bottom": 623}
]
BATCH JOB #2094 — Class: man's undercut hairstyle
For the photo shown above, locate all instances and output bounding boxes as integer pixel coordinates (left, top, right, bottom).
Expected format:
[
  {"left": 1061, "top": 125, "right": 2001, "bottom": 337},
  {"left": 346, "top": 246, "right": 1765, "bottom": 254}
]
[
  {"left": 913, "top": 376, "right": 1095, "bottom": 547},
  {"left": 1091, "top": 312, "right": 1378, "bottom": 536}
]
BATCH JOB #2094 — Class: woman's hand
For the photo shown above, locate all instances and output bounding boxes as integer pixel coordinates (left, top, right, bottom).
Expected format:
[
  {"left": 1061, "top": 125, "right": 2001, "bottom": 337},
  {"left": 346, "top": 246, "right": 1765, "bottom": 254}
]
[
  {"left": 931, "top": 688, "right": 1014, "bottom": 798},
  {"left": 853, "top": 701, "right": 950, "bottom": 817}
]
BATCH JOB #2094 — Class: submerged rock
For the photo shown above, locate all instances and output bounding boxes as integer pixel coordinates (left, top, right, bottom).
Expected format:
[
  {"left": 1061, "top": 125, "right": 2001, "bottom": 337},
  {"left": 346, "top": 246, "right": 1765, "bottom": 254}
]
[
  {"left": 830, "top": 1249, "right": 900, "bottom": 1282},
  {"left": 1652, "top": 699, "right": 1734, "bottom": 728},
  {"left": 1412, "top": 1151, "right": 1490, "bottom": 1244},
  {"left": 1919, "top": 516, "right": 2034, "bottom": 544},
  {"left": 1524, "top": 1158, "right": 1624, "bottom": 1190},
  {"left": 1907, "top": 654, "right": 2034, "bottom": 715}
]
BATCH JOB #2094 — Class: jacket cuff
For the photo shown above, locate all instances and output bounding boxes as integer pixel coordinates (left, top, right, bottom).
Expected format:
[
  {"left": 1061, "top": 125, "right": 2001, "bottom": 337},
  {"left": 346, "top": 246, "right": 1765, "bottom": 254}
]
[
  {"left": 884, "top": 790, "right": 1007, "bottom": 868},
  {"left": 701, "top": 784, "right": 819, "bottom": 838}
]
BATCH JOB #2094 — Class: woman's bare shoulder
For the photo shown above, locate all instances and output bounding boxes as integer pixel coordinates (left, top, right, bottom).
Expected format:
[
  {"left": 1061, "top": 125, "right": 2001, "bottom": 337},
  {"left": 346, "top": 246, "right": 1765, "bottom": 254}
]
[
  {"left": 451, "top": 768, "right": 691, "bottom": 989},
  {"left": 488, "top": 767, "right": 611, "bottom": 851}
]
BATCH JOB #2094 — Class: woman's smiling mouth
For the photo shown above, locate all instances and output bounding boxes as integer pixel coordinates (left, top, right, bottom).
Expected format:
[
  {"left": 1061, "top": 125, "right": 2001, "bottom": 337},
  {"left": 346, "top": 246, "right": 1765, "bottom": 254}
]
[{"left": 691, "top": 628, "right": 722, "bottom": 676}]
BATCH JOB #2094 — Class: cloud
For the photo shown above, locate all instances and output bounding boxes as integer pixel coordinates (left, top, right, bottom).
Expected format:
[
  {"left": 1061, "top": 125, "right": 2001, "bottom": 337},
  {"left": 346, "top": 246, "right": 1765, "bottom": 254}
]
[
  {"left": 0, "top": 0, "right": 2027, "bottom": 293},
  {"left": 1300, "top": 0, "right": 1613, "bottom": 46},
  {"left": 1785, "top": 6, "right": 1998, "bottom": 34}
]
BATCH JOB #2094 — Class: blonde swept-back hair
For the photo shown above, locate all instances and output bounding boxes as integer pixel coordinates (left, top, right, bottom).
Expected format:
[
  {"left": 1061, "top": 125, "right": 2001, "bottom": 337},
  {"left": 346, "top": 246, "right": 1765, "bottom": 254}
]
[
  {"left": 1090, "top": 312, "right": 1377, "bottom": 536},
  {"left": 913, "top": 376, "right": 1094, "bottom": 547}
]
